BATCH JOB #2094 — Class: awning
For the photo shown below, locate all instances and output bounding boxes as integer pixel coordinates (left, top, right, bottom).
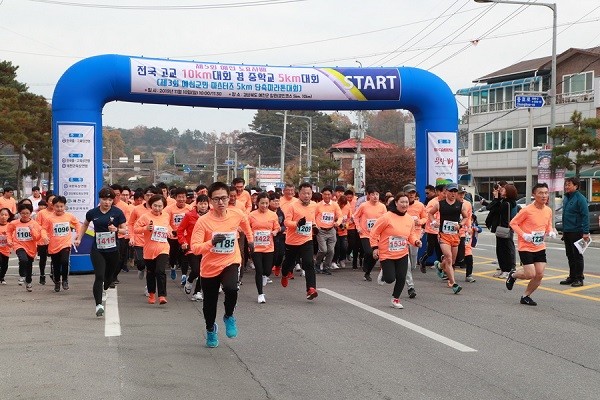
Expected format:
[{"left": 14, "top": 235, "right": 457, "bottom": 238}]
[
  {"left": 455, "top": 76, "right": 542, "bottom": 96},
  {"left": 565, "top": 167, "right": 600, "bottom": 178}
]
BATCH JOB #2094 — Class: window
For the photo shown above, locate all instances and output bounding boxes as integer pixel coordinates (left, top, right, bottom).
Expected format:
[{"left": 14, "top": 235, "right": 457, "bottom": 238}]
[
  {"left": 534, "top": 127, "right": 548, "bottom": 147},
  {"left": 563, "top": 71, "right": 594, "bottom": 96},
  {"left": 472, "top": 129, "right": 526, "bottom": 152}
]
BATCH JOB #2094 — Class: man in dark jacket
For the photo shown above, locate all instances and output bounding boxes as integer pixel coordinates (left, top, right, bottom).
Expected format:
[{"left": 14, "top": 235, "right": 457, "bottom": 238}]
[{"left": 560, "top": 177, "right": 590, "bottom": 287}]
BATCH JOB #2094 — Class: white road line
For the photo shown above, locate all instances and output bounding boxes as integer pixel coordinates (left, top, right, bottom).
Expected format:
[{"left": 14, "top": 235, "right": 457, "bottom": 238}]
[
  {"left": 320, "top": 288, "right": 477, "bottom": 353},
  {"left": 105, "top": 288, "right": 121, "bottom": 337}
]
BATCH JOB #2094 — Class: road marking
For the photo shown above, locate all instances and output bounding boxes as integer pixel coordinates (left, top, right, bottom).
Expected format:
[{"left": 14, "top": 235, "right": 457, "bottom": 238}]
[
  {"left": 105, "top": 288, "right": 121, "bottom": 337},
  {"left": 320, "top": 288, "right": 477, "bottom": 353},
  {"left": 563, "top": 283, "right": 600, "bottom": 293}
]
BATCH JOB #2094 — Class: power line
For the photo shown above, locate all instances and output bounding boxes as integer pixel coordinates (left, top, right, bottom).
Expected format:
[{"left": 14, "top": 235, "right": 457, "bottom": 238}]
[{"left": 25, "top": 0, "right": 305, "bottom": 10}]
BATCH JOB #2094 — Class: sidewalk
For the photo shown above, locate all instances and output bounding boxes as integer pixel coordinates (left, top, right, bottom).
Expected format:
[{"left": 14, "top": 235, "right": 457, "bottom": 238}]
[{"left": 545, "top": 232, "right": 600, "bottom": 248}]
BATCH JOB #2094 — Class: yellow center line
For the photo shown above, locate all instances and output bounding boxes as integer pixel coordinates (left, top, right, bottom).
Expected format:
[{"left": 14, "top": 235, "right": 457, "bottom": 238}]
[{"left": 562, "top": 283, "right": 600, "bottom": 293}]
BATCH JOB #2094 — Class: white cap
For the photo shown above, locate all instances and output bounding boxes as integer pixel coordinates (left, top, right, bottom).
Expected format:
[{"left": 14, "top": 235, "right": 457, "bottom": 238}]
[
  {"left": 251, "top": 190, "right": 257, "bottom": 195},
  {"left": 266, "top": 185, "right": 276, "bottom": 192}
]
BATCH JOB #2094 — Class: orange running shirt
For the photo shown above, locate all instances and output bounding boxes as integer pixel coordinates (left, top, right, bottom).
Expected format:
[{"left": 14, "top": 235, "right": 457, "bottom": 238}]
[
  {"left": 114, "top": 200, "right": 133, "bottom": 239},
  {"left": 407, "top": 200, "right": 427, "bottom": 235},
  {"left": 128, "top": 204, "right": 151, "bottom": 246},
  {"left": 0, "top": 223, "right": 11, "bottom": 257},
  {"left": 315, "top": 201, "right": 342, "bottom": 229},
  {"left": 353, "top": 201, "right": 387, "bottom": 239},
  {"left": 249, "top": 209, "right": 279, "bottom": 253},
  {"left": 164, "top": 203, "right": 192, "bottom": 233},
  {"left": 0, "top": 197, "right": 17, "bottom": 214},
  {"left": 510, "top": 203, "right": 553, "bottom": 252},
  {"left": 41, "top": 212, "right": 81, "bottom": 254},
  {"left": 284, "top": 200, "right": 318, "bottom": 246},
  {"left": 134, "top": 211, "right": 172, "bottom": 259},
  {"left": 424, "top": 197, "right": 441, "bottom": 234},
  {"left": 337, "top": 203, "right": 352, "bottom": 237},
  {"left": 190, "top": 208, "right": 253, "bottom": 278},
  {"left": 8, "top": 219, "right": 44, "bottom": 258},
  {"left": 369, "top": 212, "right": 419, "bottom": 261},
  {"left": 236, "top": 190, "right": 253, "bottom": 214}
]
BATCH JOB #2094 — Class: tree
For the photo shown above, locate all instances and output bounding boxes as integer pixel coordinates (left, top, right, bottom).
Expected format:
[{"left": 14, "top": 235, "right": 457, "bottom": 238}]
[
  {"left": 365, "top": 147, "right": 416, "bottom": 193},
  {"left": 548, "top": 111, "right": 600, "bottom": 178},
  {"left": 365, "top": 110, "right": 413, "bottom": 146}
]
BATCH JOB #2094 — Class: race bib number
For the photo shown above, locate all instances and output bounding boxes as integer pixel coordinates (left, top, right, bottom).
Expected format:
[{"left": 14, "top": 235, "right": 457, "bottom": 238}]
[
  {"left": 172, "top": 213, "right": 185, "bottom": 226},
  {"left": 96, "top": 231, "right": 117, "bottom": 250},
  {"left": 366, "top": 219, "right": 377, "bottom": 231},
  {"left": 212, "top": 232, "right": 236, "bottom": 254},
  {"left": 388, "top": 236, "right": 407, "bottom": 252},
  {"left": 16, "top": 226, "right": 32, "bottom": 242},
  {"left": 150, "top": 226, "right": 168, "bottom": 243},
  {"left": 53, "top": 222, "right": 70, "bottom": 237},
  {"left": 254, "top": 230, "right": 271, "bottom": 247},
  {"left": 321, "top": 212, "right": 334, "bottom": 224},
  {"left": 441, "top": 220, "right": 459, "bottom": 235},
  {"left": 0, "top": 234, "right": 7, "bottom": 247},
  {"left": 465, "top": 232, "right": 472, "bottom": 245},
  {"left": 531, "top": 231, "right": 545, "bottom": 246},
  {"left": 296, "top": 221, "right": 313, "bottom": 236}
]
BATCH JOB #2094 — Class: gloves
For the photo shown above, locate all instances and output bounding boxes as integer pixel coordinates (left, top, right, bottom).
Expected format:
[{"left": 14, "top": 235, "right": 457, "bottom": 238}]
[
  {"left": 212, "top": 233, "right": 226, "bottom": 246},
  {"left": 248, "top": 242, "right": 255, "bottom": 254},
  {"left": 547, "top": 231, "right": 557, "bottom": 239},
  {"left": 522, "top": 233, "right": 534, "bottom": 243},
  {"left": 297, "top": 217, "right": 307, "bottom": 227}
]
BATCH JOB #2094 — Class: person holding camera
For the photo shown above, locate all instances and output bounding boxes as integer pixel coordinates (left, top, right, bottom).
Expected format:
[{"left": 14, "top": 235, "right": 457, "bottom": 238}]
[{"left": 487, "top": 183, "right": 518, "bottom": 279}]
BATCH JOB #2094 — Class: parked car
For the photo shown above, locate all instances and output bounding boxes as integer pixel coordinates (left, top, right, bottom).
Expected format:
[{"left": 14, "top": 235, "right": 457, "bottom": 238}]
[
  {"left": 517, "top": 196, "right": 562, "bottom": 210},
  {"left": 555, "top": 202, "right": 600, "bottom": 233}
]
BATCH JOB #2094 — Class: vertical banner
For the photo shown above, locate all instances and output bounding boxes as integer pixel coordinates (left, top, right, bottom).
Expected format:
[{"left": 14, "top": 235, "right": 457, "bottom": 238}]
[
  {"left": 537, "top": 149, "right": 564, "bottom": 192},
  {"left": 57, "top": 124, "right": 95, "bottom": 222},
  {"left": 428, "top": 132, "right": 457, "bottom": 185}
]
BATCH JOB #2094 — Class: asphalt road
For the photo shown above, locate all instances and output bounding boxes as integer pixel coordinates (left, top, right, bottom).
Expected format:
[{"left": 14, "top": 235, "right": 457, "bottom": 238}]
[{"left": 1, "top": 231, "right": 599, "bottom": 400}]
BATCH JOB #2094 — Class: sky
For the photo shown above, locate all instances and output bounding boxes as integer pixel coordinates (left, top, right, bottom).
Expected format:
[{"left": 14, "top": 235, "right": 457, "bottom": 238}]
[{"left": 2, "top": 0, "right": 600, "bottom": 135}]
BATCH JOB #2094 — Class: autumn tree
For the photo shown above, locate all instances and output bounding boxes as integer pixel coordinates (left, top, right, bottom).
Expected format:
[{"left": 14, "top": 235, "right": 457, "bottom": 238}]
[
  {"left": 365, "top": 147, "right": 416, "bottom": 193},
  {"left": 365, "top": 110, "right": 413, "bottom": 146},
  {"left": 548, "top": 111, "right": 600, "bottom": 178}
]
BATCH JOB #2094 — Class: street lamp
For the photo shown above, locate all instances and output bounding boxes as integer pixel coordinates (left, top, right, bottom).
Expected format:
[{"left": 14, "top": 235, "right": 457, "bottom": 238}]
[
  {"left": 474, "top": 0, "right": 557, "bottom": 131},
  {"left": 277, "top": 112, "right": 313, "bottom": 179},
  {"left": 254, "top": 132, "right": 284, "bottom": 182}
]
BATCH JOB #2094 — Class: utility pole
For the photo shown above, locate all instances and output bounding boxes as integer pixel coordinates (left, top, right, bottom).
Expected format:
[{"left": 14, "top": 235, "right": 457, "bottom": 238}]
[
  {"left": 353, "top": 112, "right": 365, "bottom": 192},
  {"left": 213, "top": 143, "right": 217, "bottom": 182}
]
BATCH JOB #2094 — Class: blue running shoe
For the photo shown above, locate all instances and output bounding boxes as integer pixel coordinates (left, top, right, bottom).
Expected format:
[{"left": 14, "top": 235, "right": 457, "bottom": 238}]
[
  {"left": 434, "top": 261, "right": 445, "bottom": 279},
  {"left": 206, "top": 323, "right": 219, "bottom": 348},
  {"left": 181, "top": 274, "right": 187, "bottom": 286},
  {"left": 170, "top": 268, "right": 177, "bottom": 281},
  {"left": 223, "top": 315, "right": 238, "bottom": 338}
]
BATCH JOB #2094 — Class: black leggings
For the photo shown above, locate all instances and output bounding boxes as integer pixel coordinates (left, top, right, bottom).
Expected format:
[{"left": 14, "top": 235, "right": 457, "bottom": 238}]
[
  {"left": 50, "top": 247, "right": 70, "bottom": 283},
  {"left": 381, "top": 255, "right": 409, "bottom": 298},
  {"left": 168, "top": 238, "right": 188, "bottom": 274},
  {"left": 201, "top": 264, "right": 239, "bottom": 331},
  {"left": 360, "top": 238, "right": 375, "bottom": 275},
  {"left": 252, "top": 251, "right": 273, "bottom": 294},
  {"left": 16, "top": 249, "right": 34, "bottom": 284},
  {"left": 464, "top": 254, "right": 474, "bottom": 277},
  {"left": 90, "top": 249, "right": 120, "bottom": 305},
  {"left": 347, "top": 229, "right": 363, "bottom": 267},
  {"left": 186, "top": 253, "right": 202, "bottom": 293},
  {"left": 145, "top": 254, "right": 168, "bottom": 296},
  {"left": 0, "top": 253, "right": 8, "bottom": 281},
  {"left": 282, "top": 241, "right": 316, "bottom": 290},
  {"left": 273, "top": 234, "right": 285, "bottom": 268},
  {"left": 420, "top": 233, "right": 441, "bottom": 265},
  {"left": 134, "top": 246, "right": 145, "bottom": 271},
  {"left": 37, "top": 244, "right": 48, "bottom": 276},
  {"left": 113, "top": 238, "right": 129, "bottom": 281}
]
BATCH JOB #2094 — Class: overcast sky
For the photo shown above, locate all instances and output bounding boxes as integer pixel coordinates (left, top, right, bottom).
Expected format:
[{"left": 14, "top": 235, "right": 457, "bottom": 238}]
[{"left": 2, "top": 0, "right": 599, "bottom": 134}]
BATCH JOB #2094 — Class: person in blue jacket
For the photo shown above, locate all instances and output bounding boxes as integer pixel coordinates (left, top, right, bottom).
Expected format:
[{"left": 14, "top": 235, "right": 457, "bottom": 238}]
[{"left": 560, "top": 177, "right": 590, "bottom": 287}]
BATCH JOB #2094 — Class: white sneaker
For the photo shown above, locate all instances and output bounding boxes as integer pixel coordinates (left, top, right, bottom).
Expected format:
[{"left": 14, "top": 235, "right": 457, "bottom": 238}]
[
  {"left": 26, "top": 283, "right": 33, "bottom": 292},
  {"left": 0, "top": 280, "right": 6, "bottom": 285},
  {"left": 377, "top": 269, "right": 385, "bottom": 285},
  {"left": 102, "top": 291, "right": 107, "bottom": 302},
  {"left": 391, "top": 298, "right": 404, "bottom": 309},
  {"left": 138, "top": 269, "right": 144, "bottom": 280},
  {"left": 144, "top": 286, "right": 149, "bottom": 297},
  {"left": 184, "top": 280, "right": 193, "bottom": 294},
  {"left": 294, "top": 263, "right": 302, "bottom": 271},
  {"left": 257, "top": 294, "right": 266, "bottom": 304},
  {"left": 498, "top": 272, "right": 510, "bottom": 279},
  {"left": 18, "top": 277, "right": 24, "bottom": 286},
  {"left": 338, "top": 260, "right": 346, "bottom": 269},
  {"left": 262, "top": 275, "right": 268, "bottom": 287},
  {"left": 266, "top": 277, "right": 273, "bottom": 284},
  {"left": 331, "top": 262, "right": 339, "bottom": 270},
  {"left": 192, "top": 292, "right": 203, "bottom": 301},
  {"left": 95, "top": 304, "right": 104, "bottom": 317}
]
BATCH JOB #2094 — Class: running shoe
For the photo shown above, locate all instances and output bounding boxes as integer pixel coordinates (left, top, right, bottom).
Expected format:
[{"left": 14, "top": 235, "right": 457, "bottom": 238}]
[
  {"left": 144, "top": 286, "right": 149, "bottom": 297},
  {"left": 434, "top": 261, "right": 445, "bottom": 279},
  {"left": 465, "top": 275, "right": 476, "bottom": 283},
  {"left": 159, "top": 296, "right": 167, "bottom": 305},
  {"left": 95, "top": 304, "right": 104, "bottom": 317},
  {"left": 321, "top": 268, "right": 332, "bottom": 276},
  {"left": 148, "top": 293, "right": 156, "bottom": 304},
  {"left": 391, "top": 298, "right": 404, "bottom": 309},
  {"left": 138, "top": 269, "right": 145, "bottom": 280},
  {"left": 170, "top": 268, "right": 177, "bottom": 280},
  {"left": 206, "top": 323, "right": 219, "bottom": 348},
  {"left": 331, "top": 262, "right": 339, "bottom": 270},
  {"left": 262, "top": 275, "right": 268, "bottom": 287},
  {"left": 54, "top": 282, "right": 60, "bottom": 292},
  {"left": 520, "top": 295, "right": 537, "bottom": 306},
  {"left": 419, "top": 257, "right": 427, "bottom": 274},
  {"left": 300, "top": 270, "right": 305, "bottom": 277},
  {"left": 338, "top": 260, "right": 346, "bottom": 269},
  {"left": 113, "top": 279, "right": 120, "bottom": 285},
  {"left": 192, "top": 292, "right": 203, "bottom": 301},
  {"left": 505, "top": 270, "right": 516, "bottom": 291},
  {"left": 364, "top": 273, "right": 372, "bottom": 282},
  {"left": 408, "top": 287, "right": 417, "bottom": 299},
  {"left": 571, "top": 280, "right": 584, "bottom": 287},
  {"left": 257, "top": 294, "right": 266, "bottom": 304},
  {"left": 314, "top": 267, "right": 322, "bottom": 274},
  {"left": 272, "top": 266, "right": 281, "bottom": 277},
  {"left": 181, "top": 275, "right": 187, "bottom": 287},
  {"left": 498, "top": 272, "right": 510, "bottom": 279},
  {"left": 377, "top": 269, "right": 384, "bottom": 285},
  {"left": 306, "top": 287, "right": 318, "bottom": 300},
  {"left": 26, "top": 283, "right": 33, "bottom": 292},
  {"left": 184, "top": 280, "right": 193, "bottom": 295},
  {"left": 266, "top": 277, "right": 273, "bottom": 284},
  {"left": 223, "top": 315, "right": 238, "bottom": 338},
  {"left": 62, "top": 281, "right": 69, "bottom": 291},
  {"left": 492, "top": 271, "right": 503, "bottom": 278},
  {"left": 39, "top": 275, "right": 46, "bottom": 285},
  {"left": 452, "top": 283, "right": 462, "bottom": 294},
  {"left": 281, "top": 272, "right": 291, "bottom": 288},
  {"left": 294, "top": 263, "right": 302, "bottom": 272},
  {"left": 121, "top": 265, "right": 129, "bottom": 273},
  {"left": 0, "top": 280, "right": 6, "bottom": 285},
  {"left": 18, "top": 277, "right": 24, "bottom": 286}
]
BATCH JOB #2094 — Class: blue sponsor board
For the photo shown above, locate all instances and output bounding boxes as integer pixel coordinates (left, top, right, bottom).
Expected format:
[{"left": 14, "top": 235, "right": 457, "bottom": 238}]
[
  {"left": 332, "top": 68, "right": 401, "bottom": 101},
  {"left": 515, "top": 95, "right": 545, "bottom": 108}
]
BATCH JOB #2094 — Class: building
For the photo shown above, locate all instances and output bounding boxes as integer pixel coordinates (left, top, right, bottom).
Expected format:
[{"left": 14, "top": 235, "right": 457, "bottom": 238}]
[{"left": 457, "top": 46, "right": 600, "bottom": 200}]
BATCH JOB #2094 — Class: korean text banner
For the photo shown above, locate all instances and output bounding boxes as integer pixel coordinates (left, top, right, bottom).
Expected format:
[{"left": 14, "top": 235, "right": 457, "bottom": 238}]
[
  {"left": 130, "top": 58, "right": 401, "bottom": 102},
  {"left": 427, "top": 132, "right": 457, "bottom": 186}
]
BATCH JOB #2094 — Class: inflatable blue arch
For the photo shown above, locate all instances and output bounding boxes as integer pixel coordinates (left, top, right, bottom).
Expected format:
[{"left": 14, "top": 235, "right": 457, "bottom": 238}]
[{"left": 52, "top": 54, "right": 458, "bottom": 272}]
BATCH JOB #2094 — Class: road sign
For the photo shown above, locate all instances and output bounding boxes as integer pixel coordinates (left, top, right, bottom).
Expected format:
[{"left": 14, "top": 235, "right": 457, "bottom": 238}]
[
  {"left": 183, "top": 165, "right": 191, "bottom": 174},
  {"left": 515, "top": 95, "right": 545, "bottom": 108},
  {"left": 224, "top": 159, "right": 235, "bottom": 166}
]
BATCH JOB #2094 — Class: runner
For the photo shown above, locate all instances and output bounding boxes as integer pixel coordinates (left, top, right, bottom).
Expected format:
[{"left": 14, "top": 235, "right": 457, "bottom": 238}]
[
  {"left": 506, "top": 183, "right": 556, "bottom": 306},
  {"left": 268, "top": 192, "right": 285, "bottom": 277},
  {"left": 314, "top": 186, "right": 342, "bottom": 275},
  {"left": 418, "top": 183, "right": 445, "bottom": 273},
  {"left": 345, "top": 189, "right": 363, "bottom": 270},
  {"left": 190, "top": 181, "right": 254, "bottom": 348},
  {"left": 165, "top": 187, "right": 192, "bottom": 284},
  {"left": 403, "top": 183, "right": 427, "bottom": 299},
  {"left": 178, "top": 194, "right": 210, "bottom": 301},
  {"left": 281, "top": 182, "right": 319, "bottom": 299},
  {"left": 41, "top": 196, "right": 81, "bottom": 292},
  {"left": 464, "top": 214, "right": 482, "bottom": 283},
  {"left": 0, "top": 208, "right": 14, "bottom": 285},
  {"left": 76, "top": 188, "right": 127, "bottom": 317},
  {"left": 34, "top": 193, "right": 55, "bottom": 285},
  {"left": 249, "top": 192, "right": 279, "bottom": 304},
  {"left": 332, "top": 194, "right": 351, "bottom": 269},
  {"left": 371, "top": 192, "right": 422, "bottom": 309},
  {"left": 427, "top": 183, "right": 469, "bottom": 294},
  {"left": 353, "top": 186, "right": 387, "bottom": 282},
  {"left": 0, "top": 186, "right": 17, "bottom": 214},
  {"left": 134, "top": 194, "right": 172, "bottom": 305},
  {"left": 8, "top": 203, "right": 45, "bottom": 292},
  {"left": 128, "top": 187, "right": 159, "bottom": 287}
]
